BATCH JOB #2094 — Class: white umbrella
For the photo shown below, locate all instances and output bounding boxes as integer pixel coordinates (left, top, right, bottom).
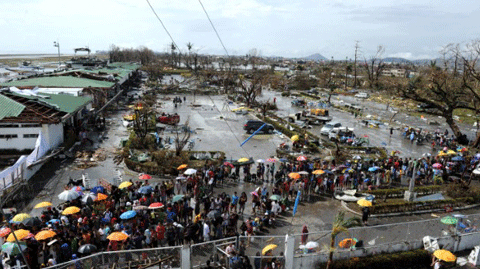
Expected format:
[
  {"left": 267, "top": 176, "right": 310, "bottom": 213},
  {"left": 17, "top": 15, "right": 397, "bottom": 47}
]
[
  {"left": 298, "top": 171, "right": 309, "bottom": 175},
  {"left": 58, "top": 190, "right": 80, "bottom": 201},
  {"left": 305, "top": 241, "right": 319, "bottom": 249},
  {"left": 256, "top": 159, "right": 265, "bottom": 163},
  {"left": 81, "top": 192, "right": 96, "bottom": 204},
  {"left": 184, "top": 168, "right": 197, "bottom": 175}
]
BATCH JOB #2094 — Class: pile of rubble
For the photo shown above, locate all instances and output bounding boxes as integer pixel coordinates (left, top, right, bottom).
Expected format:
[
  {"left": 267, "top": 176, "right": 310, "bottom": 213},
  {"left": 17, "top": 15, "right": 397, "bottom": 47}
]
[{"left": 74, "top": 149, "right": 107, "bottom": 169}]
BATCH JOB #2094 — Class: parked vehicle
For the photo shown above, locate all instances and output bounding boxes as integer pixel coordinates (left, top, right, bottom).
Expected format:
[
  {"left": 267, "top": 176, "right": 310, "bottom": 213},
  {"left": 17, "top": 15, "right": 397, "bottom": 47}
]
[
  {"left": 243, "top": 120, "right": 275, "bottom": 134},
  {"left": 310, "top": 108, "right": 329, "bottom": 116},
  {"left": 320, "top": 121, "right": 342, "bottom": 135},
  {"left": 417, "top": 103, "right": 438, "bottom": 112},
  {"left": 288, "top": 112, "right": 332, "bottom": 125},
  {"left": 157, "top": 113, "right": 180, "bottom": 125},
  {"left": 291, "top": 99, "right": 306, "bottom": 107},
  {"left": 354, "top": 92, "right": 369, "bottom": 99},
  {"left": 329, "top": 127, "right": 355, "bottom": 142}
]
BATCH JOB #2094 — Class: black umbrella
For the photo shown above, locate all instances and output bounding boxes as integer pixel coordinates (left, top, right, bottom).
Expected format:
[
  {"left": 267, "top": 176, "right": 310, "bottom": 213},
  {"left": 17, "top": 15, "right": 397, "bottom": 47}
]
[
  {"left": 22, "top": 217, "right": 42, "bottom": 227},
  {"left": 207, "top": 210, "right": 221, "bottom": 219},
  {"left": 78, "top": 244, "right": 97, "bottom": 255}
]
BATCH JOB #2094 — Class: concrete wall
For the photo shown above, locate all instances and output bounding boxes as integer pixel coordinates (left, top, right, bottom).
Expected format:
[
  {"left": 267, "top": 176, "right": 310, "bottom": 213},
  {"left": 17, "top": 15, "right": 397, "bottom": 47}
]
[
  {"left": 0, "top": 124, "right": 42, "bottom": 150},
  {"left": 42, "top": 123, "right": 63, "bottom": 149}
]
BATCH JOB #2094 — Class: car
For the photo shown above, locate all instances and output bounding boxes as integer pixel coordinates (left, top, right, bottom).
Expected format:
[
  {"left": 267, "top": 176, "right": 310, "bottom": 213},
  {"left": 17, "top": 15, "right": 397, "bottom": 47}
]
[
  {"left": 355, "top": 92, "right": 369, "bottom": 99},
  {"left": 329, "top": 127, "right": 354, "bottom": 141},
  {"left": 417, "top": 103, "right": 437, "bottom": 111},
  {"left": 320, "top": 121, "right": 342, "bottom": 135},
  {"left": 243, "top": 120, "right": 275, "bottom": 134}
]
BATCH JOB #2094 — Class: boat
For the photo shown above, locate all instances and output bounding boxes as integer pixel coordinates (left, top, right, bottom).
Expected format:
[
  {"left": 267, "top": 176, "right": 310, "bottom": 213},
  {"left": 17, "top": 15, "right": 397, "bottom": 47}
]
[{"left": 334, "top": 189, "right": 374, "bottom": 202}]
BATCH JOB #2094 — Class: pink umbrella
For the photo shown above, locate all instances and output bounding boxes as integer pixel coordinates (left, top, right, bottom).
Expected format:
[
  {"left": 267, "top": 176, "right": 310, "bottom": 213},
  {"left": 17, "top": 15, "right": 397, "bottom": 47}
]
[
  {"left": 266, "top": 158, "right": 277, "bottom": 163},
  {"left": 223, "top": 162, "right": 234, "bottom": 168},
  {"left": 297, "top": 156, "right": 307, "bottom": 161},
  {"left": 251, "top": 191, "right": 259, "bottom": 197},
  {"left": 432, "top": 163, "right": 442, "bottom": 169}
]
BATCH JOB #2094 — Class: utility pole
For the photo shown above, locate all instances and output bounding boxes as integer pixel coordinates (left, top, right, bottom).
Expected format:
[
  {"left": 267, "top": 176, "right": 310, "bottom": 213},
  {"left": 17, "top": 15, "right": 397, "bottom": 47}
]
[
  {"left": 53, "top": 40, "right": 61, "bottom": 68},
  {"left": 345, "top": 56, "right": 348, "bottom": 90},
  {"left": 354, "top": 41, "right": 360, "bottom": 89}
]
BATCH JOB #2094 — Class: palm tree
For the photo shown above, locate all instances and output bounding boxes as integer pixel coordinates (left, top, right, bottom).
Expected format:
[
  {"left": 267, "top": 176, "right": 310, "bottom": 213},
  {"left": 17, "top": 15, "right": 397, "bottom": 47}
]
[{"left": 326, "top": 211, "right": 362, "bottom": 269}]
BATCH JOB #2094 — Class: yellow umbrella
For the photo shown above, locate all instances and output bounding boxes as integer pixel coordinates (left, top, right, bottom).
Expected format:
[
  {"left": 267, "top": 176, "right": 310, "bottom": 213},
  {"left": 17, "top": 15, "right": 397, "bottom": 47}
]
[
  {"left": 107, "top": 232, "right": 129, "bottom": 241},
  {"left": 433, "top": 249, "right": 456, "bottom": 262},
  {"left": 96, "top": 193, "right": 108, "bottom": 201},
  {"left": 262, "top": 244, "right": 278, "bottom": 255},
  {"left": 35, "top": 230, "right": 57, "bottom": 241},
  {"left": 238, "top": 158, "right": 250, "bottom": 163},
  {"left": 34, "top": 202, "right": 52, "bottom": 209},
  {"left": 177, "top": 164, "right": 188, "bottom": 170},
  {"left": 312, "top": 170, "right": 325, "bottom": 175},
  {"left": 11, "top": 213, "right": 31, "bottom": 223},
  {"left": 6, "top": 229, "right": 30, "bottom": 242},
  {"left": 231, "top": 107, "right": 253, "bottom": 112},
  {"left": 62, "top": 206, "right": 81, "bottom": 215},
  {"left": 357, "top": 199, "right": 372, "bottom": 207},
  {"left": 118, "top": 181, "right": 133, "bottom": 189},
  {"left": 291, "top": 135, "right": 300, "bottom": 142},
  {"left": 288, "top": 172, "right": 301, "bottom": 179}
]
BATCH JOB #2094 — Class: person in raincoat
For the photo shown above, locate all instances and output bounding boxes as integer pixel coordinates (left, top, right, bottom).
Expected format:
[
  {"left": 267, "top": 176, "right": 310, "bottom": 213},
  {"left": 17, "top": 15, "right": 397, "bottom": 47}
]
[{"left": 301, "top": 225, "right": 309, "bottom": 245}]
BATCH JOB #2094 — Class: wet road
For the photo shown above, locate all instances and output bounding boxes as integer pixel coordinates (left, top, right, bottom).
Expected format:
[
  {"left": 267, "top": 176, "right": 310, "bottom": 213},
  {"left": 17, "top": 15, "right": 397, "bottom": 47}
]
[{"left": 258, "top": 90, "right": 476, "bottom": 159}]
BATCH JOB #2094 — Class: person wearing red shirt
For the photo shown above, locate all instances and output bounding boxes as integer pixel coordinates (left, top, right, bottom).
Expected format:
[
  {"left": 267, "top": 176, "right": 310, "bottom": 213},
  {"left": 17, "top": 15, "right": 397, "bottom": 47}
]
[{"left": 156, "top": 223, "right": 165, "bottom": 246}]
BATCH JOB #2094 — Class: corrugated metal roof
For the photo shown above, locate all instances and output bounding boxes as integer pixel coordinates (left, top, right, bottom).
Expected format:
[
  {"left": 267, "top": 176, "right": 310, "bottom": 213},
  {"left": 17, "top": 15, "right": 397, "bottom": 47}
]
[
  {"left": 0, "top": 76, "right": 115, "bottom": 88},
  {"left": 9, "top": 92, "right": 92, "bottom": 114},
  {"left": 0, "top": 94, "right": 25, "bottom": 120}
]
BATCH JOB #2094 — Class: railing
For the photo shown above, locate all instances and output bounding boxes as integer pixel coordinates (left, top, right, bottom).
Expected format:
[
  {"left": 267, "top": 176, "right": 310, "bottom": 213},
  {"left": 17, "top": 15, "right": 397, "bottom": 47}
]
[{"left": 43, "top": 212, "right": 480, "bottom": 269}]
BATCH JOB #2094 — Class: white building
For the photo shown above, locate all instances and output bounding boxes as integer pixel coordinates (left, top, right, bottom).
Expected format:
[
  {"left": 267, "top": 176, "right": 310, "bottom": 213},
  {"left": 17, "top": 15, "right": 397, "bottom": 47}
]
[{"left": 0, "top": 90, "right": 92, "bottom": 151}]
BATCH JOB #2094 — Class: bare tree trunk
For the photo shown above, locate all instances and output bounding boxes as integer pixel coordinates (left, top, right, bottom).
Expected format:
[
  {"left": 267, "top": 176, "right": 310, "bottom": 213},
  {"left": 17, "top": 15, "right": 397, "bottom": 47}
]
[
  {"left": 445, "top": 115, "right": 463, "bottom": 139},
  {"left": 326, "top": 235, "right": 335, "bottom": 269}
]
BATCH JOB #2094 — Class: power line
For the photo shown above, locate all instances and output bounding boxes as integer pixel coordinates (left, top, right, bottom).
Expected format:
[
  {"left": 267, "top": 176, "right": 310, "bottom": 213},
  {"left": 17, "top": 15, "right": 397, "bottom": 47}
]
[
  {"left": 145, "top": 0, "right": 181, "bottom": 52},
  {"left": 197, "top": 0, "right": 229, "bottom": 57},
  {"left": 206, "top": 95, "right": 250, "bottom": 158}
]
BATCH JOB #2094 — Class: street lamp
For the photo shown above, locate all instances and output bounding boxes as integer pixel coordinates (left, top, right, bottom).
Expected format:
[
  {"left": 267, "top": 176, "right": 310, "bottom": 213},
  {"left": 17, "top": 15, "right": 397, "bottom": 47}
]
[{"left": 53, "top": 41, "right": 61, "bottom": 68}]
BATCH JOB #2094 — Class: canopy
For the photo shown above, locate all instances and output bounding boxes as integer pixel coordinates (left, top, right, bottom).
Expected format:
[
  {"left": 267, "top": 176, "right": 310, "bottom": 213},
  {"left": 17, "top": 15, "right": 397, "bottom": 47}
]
[
  {"left": 35, "top": 230, "right": 56, "bottom": 241},
  {"left": 0, "top": 228, "right": 11, "bottom": 238},
  {"left": 11, "top": 213, "right": 31, "bottom": 223},
  {"left": 338, "top": 238, "right": 357, "bottom": 248},
  {"left": 6, "top": 229, "right": 30, "bottom": 242},
  {"left": 149, "top": 202, "right": 164, "bottom": 209},
  {"left": 58, "top": 190, "right": 80, "bottom": 201},
  {"left": 118, "top": 181, "right": 133, "bottom": 189},
  {"left": 357, "top": 199, "right": 372, "bottom": 207},
  {"left": 120, "top": 210, "right": 137, "bottom": 220},
  {"left": 291, "top": 135, "right": 300, "bottom": 142},
  {"left": 433, "top": 249, "right": 456, "bottom": 262},
  {"left": 107, "top": 232, "right": 129, "bottom": 241},
  {"left": 96, "top": 193, "right": 108, "bottom": 201},
  {"left": 138, "top": 174, "right": 152, "bottom": 180},
  {"left": 2, "top": 242, "right": 27, "bottom": 255},
  {"left": 177, "top": 164, "right": 188, "bottom": 170},
  {"left": 262, "top": 244, "right": 278, "bottom": 255},
  {"left": 62, "top": 206, "right": 80, "bottom": 215},
  {"left": 34, "top": 201, "right": 52, "bottom": 209}
]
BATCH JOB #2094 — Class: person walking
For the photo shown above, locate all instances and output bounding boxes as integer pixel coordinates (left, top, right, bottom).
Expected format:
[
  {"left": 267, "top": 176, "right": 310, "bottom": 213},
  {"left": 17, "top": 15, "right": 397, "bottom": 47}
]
[
  {"left": 362, "top": 206, "right": 370, "bottom": 225},
  {"left": 301, "top": 225, "right": 309, "bottom": 245}
]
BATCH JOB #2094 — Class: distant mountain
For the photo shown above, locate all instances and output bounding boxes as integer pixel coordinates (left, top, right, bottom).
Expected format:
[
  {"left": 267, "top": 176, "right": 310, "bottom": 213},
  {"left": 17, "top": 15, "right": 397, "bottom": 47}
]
[
  {"left": 383, "top": 57, "right": 412, "bottom": 64},
  {"left": 302, "top": 53, "right": 328, "bottom": 61}
]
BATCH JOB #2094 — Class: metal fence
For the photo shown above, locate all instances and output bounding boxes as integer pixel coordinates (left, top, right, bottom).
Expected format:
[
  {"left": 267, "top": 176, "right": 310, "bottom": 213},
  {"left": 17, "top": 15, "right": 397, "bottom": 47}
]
[
  {"left": 46, "top": 246, "right": 182, "bottom": 269},
  {"left": 44, "top": 213, "right": 480, "bottom": 269},
  {"left": 190, "top": 237, "right": 237, "bottom": 268}
]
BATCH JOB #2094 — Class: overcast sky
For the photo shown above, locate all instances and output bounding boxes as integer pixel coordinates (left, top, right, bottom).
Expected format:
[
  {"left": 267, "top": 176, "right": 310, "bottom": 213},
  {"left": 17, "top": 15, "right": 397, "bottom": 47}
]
[{"left": 1, "top": 0, "right": 479, "bottom": 60}]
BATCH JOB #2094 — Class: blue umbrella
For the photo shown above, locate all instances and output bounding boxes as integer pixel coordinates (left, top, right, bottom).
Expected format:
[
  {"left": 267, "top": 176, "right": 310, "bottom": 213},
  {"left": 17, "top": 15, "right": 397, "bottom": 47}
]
[
  {"left": 90, "top": 186, "right": 105, "bottom": 194},
  {"left": 120, "top": 210, "right": 137, "bottom": 220},
  {"left": 137, "top": 186, "right": 153, "bottom": 195},
  {"left": 364, "top": 178, "right": 370, "bottom": 183},
  {"left": 368, "top": 167, "right": 380, "bottom": 172},
  {"left": 46, "top": 219, "right": 60, "bottom": 225},
  {"left": 451, "top": 156, "right": 464, "bottom": 161},
  {"left": 279, "top": 158, "right": 288, "bottom": 162},
  {"left": 323, "top": 170, "right": 333, "bottom": 174}
]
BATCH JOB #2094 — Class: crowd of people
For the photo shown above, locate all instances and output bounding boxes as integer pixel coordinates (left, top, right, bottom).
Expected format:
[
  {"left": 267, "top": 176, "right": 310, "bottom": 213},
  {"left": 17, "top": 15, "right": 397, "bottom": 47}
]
[{"left": 2, "top": 143, "right": 478, "bottom": 269}]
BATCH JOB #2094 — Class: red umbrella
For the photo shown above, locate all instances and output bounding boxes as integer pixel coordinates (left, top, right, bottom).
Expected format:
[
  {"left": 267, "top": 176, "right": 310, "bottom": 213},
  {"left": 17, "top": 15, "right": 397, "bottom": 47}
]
[
  {"left": 0, "top": 228, "right": 11, "bottom": 237},
  {"left": 138, "top": 174, "right": 152, "bottom": 180},
  {"left": 432, "top": 163, "right": 442, "bottom": 169},
  {"left": 223, "top": 162, "right": 234, "bottom": 168},
  {"left": 297, "top": 156, "right": 307, "bottom": 161},
  {"left": 148, "top": 202, "right": 164, "bottom": 209}
]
